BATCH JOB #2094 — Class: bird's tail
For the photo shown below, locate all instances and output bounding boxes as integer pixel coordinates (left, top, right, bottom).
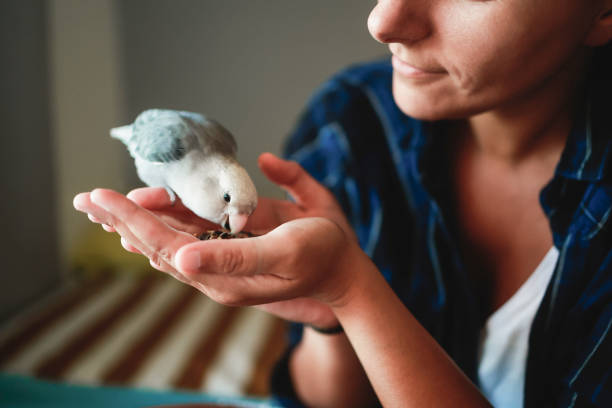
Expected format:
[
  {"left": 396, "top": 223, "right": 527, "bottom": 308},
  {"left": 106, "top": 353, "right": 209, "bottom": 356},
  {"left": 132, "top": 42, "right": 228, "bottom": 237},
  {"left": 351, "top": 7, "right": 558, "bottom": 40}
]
[{"left": 109, "top": 125, "right": 133, "bottom": 144}]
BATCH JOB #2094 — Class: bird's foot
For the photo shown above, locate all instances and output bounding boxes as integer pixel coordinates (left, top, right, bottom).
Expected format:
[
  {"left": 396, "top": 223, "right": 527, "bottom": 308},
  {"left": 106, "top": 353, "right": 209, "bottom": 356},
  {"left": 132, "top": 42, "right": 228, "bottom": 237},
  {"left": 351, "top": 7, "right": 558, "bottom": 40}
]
[{"left": 164, "top": 187, "right": 177, "bottom": 205}]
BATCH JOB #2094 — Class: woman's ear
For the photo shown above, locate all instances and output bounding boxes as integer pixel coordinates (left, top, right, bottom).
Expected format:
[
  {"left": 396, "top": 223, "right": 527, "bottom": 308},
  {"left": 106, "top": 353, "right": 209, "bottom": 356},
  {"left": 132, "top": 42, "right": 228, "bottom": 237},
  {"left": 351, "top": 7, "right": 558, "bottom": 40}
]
[{"left": 585, "top": 4, "right": 612, "bottom": 46}]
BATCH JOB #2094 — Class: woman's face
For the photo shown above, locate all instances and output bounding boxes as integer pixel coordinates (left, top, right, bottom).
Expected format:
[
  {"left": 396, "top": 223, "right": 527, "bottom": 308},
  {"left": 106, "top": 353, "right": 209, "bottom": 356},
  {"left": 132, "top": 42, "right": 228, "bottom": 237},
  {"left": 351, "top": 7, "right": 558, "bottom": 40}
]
[{"left": 368, "top": 0, "right": 605, "bottom": 120}]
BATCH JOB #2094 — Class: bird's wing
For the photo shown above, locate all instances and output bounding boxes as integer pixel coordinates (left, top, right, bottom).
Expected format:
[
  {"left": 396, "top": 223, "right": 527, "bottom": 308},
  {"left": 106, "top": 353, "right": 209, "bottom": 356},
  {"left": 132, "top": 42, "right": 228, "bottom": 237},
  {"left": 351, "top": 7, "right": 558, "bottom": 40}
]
[
  {"left": 178, "top": 111, "right": 238, "bottom": 158},
  {"left": 131, "top": 109, "right": 197, "bottom": 163}
]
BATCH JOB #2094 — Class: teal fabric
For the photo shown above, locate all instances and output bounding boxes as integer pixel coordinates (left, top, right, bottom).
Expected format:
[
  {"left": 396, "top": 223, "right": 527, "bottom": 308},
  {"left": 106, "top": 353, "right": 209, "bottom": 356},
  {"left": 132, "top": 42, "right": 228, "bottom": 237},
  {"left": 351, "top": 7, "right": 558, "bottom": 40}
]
[{"left": 0, "top": 373, "right": 280, "bottom": 408}]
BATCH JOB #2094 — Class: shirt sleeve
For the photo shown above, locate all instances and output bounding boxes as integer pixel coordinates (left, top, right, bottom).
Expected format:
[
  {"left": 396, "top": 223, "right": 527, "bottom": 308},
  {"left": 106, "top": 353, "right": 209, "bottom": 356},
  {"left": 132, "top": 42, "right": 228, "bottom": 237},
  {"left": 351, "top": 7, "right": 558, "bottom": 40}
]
[
  {"left": 268, "top": 72, "right": 383, "bottom": 407},
  {"left": 556, "top": 309, "right": 612, "bottom": 407},
  {"left": 560, "top": 256, "right": 612, "bottom": 407}
]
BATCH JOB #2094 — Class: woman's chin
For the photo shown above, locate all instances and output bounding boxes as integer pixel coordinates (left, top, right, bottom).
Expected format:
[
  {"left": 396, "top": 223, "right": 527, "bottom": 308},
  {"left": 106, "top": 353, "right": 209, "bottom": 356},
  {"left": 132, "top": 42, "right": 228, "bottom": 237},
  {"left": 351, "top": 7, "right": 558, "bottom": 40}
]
[
  {"left": 392, "top": 72, "right": 486, "bottom": 121},
  {"left": 393, "top": 97, "right": 460, "bottom": 121},
  {"left": 392, "top": 87, "right": 482, "bottom": 122}
]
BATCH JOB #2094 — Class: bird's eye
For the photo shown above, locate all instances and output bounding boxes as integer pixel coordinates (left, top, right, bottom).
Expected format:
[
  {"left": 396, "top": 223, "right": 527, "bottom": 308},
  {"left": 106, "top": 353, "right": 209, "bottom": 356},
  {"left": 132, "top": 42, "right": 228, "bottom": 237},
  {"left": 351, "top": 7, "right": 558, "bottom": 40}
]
[{"left": 223, "top": 193, "right": 231, "bottom": 203}]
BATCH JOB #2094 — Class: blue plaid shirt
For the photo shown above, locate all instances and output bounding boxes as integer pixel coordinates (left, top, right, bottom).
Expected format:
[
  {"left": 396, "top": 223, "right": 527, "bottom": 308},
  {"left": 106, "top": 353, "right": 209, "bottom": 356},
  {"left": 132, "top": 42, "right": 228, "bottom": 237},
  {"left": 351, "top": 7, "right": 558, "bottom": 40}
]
[{"left": 272, "top": 59, "right": 612, "bottom": 407}]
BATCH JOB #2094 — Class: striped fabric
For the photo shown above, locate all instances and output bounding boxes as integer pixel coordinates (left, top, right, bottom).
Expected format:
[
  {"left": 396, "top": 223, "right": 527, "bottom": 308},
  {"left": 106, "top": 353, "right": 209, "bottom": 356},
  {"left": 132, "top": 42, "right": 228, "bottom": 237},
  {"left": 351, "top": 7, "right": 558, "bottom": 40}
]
[{"left": 0, "top": 273, "right": 287, "bottom": 398}]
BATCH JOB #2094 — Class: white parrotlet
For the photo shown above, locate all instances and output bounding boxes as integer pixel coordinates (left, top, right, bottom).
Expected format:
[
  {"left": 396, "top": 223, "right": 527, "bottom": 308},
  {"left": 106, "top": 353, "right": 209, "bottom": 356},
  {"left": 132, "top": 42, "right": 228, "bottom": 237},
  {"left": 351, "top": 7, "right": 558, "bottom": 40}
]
[{"left": 111, "top": 109, "right": 257, "bottom": 233}]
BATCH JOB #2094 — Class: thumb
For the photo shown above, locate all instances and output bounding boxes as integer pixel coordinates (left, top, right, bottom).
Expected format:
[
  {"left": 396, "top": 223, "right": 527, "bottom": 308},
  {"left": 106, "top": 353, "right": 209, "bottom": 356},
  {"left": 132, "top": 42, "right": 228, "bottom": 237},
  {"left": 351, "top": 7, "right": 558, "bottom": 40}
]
[{"left": 258, "top": 152, "right": 334, "bottom": 208}]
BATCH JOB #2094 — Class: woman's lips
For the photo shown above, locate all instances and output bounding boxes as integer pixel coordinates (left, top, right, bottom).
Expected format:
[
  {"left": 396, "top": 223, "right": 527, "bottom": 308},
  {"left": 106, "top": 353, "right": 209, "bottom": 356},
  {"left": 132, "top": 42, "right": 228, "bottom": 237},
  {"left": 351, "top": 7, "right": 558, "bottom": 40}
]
[{"left": 391, "top": 55, "right": 446, "bottom": 78}]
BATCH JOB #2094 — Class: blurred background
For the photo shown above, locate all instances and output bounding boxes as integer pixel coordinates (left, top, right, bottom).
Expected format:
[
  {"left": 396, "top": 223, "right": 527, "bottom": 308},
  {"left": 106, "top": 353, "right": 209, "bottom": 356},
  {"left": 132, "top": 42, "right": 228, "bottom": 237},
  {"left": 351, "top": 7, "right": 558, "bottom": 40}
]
[{"left": 0, "top": 0, "right": 386, "bottom": 401}]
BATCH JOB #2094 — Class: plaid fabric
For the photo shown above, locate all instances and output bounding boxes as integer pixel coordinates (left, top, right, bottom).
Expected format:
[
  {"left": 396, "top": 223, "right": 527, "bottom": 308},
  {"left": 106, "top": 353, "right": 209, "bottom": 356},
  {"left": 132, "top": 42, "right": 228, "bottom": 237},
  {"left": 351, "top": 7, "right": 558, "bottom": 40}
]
[{"left": 272, "top": 59, "right": 612, "bottom": 407}]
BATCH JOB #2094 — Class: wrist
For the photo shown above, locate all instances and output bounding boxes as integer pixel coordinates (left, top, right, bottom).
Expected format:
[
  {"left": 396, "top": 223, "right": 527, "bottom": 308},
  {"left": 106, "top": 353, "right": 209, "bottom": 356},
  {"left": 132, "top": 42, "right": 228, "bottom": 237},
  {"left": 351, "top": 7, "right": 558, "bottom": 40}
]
[{"left": 326, "top": 242, "right": 378, "bottom": 311}]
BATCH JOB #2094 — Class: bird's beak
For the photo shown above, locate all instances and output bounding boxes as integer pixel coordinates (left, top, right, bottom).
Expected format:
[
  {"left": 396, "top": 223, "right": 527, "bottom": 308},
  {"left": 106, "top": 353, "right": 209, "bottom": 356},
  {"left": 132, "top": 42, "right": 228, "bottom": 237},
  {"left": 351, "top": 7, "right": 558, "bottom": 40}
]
[{"left": 228, "top": 213, "right": 249, "bottom": 233}]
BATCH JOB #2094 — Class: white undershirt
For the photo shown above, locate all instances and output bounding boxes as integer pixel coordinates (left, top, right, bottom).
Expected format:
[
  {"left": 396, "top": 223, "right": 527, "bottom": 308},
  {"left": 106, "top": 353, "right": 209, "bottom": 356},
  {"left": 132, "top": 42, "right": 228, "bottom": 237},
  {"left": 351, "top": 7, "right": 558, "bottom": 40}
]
[{"left": 477, "top": 246, "right": 559, "bottom": 408}]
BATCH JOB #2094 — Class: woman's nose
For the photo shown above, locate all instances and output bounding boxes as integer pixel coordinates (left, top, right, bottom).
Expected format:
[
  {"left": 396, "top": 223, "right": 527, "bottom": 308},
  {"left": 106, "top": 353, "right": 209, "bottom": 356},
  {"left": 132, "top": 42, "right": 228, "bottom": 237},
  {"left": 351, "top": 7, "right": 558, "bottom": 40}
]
[{"left": 367, "top": 0, "right": 430, "bottom": 44}]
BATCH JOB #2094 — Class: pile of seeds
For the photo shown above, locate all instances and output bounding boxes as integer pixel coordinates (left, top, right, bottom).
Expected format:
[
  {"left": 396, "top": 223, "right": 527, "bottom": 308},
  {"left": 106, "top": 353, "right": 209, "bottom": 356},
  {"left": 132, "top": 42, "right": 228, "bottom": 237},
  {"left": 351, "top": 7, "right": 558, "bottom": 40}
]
[{"left": 195, "top": 230, "right": 256, "bottom": 240}]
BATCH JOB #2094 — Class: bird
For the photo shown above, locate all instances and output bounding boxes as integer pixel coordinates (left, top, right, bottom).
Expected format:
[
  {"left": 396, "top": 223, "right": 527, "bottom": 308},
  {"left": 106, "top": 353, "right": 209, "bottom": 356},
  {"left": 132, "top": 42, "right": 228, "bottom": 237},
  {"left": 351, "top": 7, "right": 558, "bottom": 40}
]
[{"left": 110, "top": 109, "right": 257, "bottom": 233}]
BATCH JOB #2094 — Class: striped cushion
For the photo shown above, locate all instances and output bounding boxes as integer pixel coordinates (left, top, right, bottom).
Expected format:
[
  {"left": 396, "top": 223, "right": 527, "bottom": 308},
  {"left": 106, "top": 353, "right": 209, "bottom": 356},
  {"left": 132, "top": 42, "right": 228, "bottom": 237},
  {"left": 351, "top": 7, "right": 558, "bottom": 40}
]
[{"left": 0, "top": 274, "right": 287, "bottom": 397}]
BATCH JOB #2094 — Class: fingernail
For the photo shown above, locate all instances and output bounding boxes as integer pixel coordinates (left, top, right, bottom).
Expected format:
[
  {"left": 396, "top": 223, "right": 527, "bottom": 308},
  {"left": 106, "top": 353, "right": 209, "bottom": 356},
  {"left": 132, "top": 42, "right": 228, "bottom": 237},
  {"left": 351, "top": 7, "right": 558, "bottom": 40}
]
[
  {"left": 90, "top": 189, "right": 111, "bottom": 211},
  {"left": 181, "top": 250, "right": 201, "bottom": 271},
  {"left": 73, "top": 193, "right": 86, "bottom": 211}
]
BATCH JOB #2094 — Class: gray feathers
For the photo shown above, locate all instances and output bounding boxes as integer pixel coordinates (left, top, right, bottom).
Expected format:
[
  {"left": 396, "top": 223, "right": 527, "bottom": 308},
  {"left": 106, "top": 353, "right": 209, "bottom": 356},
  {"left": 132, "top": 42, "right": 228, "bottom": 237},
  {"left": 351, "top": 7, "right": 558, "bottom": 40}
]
[
  {"left": 110, "top": 108, "right": 258, "bottom": 232},
  {"left": 132, "top": 110, "right": 191, "bottom": 162},
  {"left": 112, "top": 109, "right": 237, "bottom": 163}
]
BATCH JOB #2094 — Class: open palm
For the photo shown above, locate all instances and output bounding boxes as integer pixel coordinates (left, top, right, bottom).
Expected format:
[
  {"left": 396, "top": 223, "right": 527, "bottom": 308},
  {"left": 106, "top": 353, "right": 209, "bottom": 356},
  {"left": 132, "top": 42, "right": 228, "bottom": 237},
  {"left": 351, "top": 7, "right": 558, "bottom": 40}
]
[{"left": 77, "top": 153, "right": 356, "bottom": 328}]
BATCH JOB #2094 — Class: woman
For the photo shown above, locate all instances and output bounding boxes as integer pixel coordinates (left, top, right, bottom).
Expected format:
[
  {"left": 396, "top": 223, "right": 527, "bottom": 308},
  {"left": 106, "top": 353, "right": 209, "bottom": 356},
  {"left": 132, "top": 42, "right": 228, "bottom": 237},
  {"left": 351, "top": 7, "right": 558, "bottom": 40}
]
[{"left": 74, "top": 1, "right": 612, "bottom": 406}]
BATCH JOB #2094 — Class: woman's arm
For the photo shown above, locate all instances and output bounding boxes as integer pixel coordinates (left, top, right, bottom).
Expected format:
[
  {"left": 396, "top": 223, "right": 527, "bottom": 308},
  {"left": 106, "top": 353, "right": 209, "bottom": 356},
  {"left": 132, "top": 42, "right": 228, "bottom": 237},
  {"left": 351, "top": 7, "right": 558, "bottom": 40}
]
[
  {"left": 329, "top": 247, "right": 491, "bottom": 408},
  {"left": 290, "top": 328, "right": 378, "bottom": 408},
  {"left": 74, "top": 155, "right": 491, "bottom": 407}
]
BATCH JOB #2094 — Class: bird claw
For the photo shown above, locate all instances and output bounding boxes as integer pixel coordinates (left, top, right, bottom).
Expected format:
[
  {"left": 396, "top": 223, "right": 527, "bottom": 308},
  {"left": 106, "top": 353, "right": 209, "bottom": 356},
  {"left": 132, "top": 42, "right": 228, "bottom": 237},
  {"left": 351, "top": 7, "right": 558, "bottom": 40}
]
[{"left": 164, "top": 187, "right": 177, "bottom": 205}]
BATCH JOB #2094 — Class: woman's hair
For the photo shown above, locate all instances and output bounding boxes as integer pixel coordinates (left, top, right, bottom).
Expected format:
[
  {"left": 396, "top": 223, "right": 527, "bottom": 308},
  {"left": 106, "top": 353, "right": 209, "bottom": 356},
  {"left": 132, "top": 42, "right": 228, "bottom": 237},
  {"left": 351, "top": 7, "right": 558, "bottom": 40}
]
[{"left": 590, "top": 41, "right": 612, "bottom": 80}]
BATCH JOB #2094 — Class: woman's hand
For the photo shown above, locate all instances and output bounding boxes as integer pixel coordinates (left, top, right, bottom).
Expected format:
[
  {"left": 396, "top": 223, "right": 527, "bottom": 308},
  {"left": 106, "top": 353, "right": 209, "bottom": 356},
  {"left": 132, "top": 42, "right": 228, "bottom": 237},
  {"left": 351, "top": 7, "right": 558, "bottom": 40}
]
[
  {"left": 74, "top": 153, "right": 359, "bottom": 327},
  {"left": 91, "top": 153, "right": 355, "bottom": 243}
]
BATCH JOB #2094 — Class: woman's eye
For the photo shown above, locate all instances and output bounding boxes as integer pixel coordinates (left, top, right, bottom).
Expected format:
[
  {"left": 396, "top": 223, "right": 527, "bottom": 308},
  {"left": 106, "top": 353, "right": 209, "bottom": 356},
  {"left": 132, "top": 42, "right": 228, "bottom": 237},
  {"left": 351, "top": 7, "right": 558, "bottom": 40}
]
[{"left": 223, "top": 193, "right": 231, "bottom": 203}]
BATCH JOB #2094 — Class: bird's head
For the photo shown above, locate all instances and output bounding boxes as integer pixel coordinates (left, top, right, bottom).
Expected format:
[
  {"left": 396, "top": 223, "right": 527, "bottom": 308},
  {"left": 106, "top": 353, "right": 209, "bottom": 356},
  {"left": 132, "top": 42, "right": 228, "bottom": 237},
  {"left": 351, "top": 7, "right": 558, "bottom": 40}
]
[
  {"left": 172, "top": 156, "right": 258, "bottom": 233},
  {"left": 216, "top": 162, "right": 258, "bottom": 233}
]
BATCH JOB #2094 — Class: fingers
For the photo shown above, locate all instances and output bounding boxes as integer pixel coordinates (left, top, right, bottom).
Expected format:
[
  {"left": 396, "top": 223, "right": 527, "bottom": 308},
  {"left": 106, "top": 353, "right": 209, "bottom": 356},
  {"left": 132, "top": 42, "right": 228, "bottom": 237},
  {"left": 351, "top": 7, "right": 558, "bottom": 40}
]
[
  {"left": 120, "top": 237, "right": 141, "bottom": 253},
  {"left": 174, "top": 228, "right": 295, "bottom": 305},
  {"left": 77, "top": 188, "right": 349, "bottom": 307},
  {"left": 175, "top": 237, "right": 261, "bottom": 277},
  {"left": 117, "top": 221, "right": 189, "bottom": 284},
  {"left": 93, "top": 189, "right": 196, "bottom": 266},
  {"left": 176, "top": 221, "right": 306, "bottom": 277},
  {"left": 258, "top": 153, "right": 335, "bottom": 209},
  {"left": 102, "top": 224, "right": 115, "bottom": 232},
  {"left": 76, "top": 190, "right": 152, "bottom": 253},
  {"left": 76, "top": 189, "right": 197, "bottom": 269},
  {"left": 87, "top": 213, "right": 115, "bottom": 232},
  {"left": 174, "top": 218, "right": 341, "bottom": 306},
  {"left": 126, "top": 187, "right": 218, "bottom": 232},
  {"left": 127, "top": 187, "right": 185, "bottom": 211},
  {"left": 75, "top": 189, "right": 206, "bottom": 290}
]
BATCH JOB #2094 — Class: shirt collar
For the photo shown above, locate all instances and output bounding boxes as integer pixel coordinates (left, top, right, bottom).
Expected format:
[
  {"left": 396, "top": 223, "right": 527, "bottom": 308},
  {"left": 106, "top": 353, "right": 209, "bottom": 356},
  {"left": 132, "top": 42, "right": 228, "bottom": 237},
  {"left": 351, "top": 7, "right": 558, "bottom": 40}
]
[{"left": 554, "top": 79, "right": 612, "bottom": 182}]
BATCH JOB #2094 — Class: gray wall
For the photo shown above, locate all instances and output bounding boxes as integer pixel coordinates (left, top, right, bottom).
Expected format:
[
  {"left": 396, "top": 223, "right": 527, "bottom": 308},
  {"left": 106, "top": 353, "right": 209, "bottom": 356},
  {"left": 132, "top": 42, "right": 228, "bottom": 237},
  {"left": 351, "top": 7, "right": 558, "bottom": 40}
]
[
  {"left": 48, "top": 0, "right": 130, "bottom": 276},
  {"left": 118, "top": 0, "right": 386, "bottom": 196},
  {"left": 0, "top": 1, "right": 60, "bottom": 321},
  {"left": 1, "top": 0, "right": 387, "bottom": 319}
]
